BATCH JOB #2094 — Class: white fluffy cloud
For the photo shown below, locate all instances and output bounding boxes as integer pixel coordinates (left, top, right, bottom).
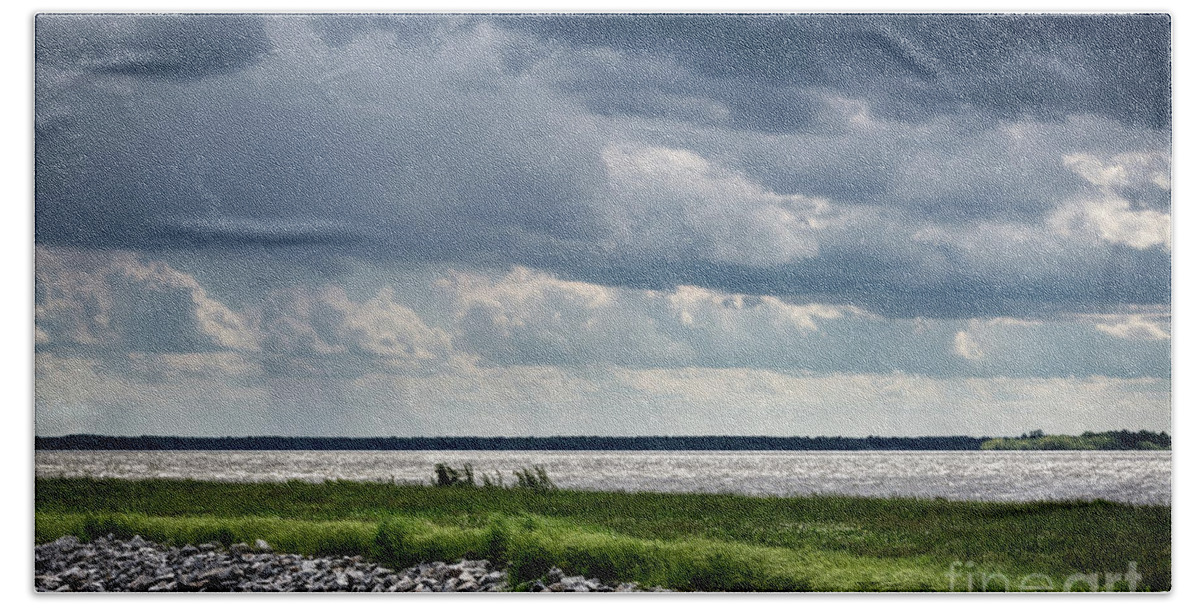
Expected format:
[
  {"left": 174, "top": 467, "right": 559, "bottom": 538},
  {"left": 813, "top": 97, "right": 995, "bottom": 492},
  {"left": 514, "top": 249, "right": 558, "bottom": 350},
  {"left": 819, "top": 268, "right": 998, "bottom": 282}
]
[
  {"left": 1093, "top": 314, "right": 1171, "bottom": 341},
  {"left": 434, "top": 266, "right": 1169, "bottom": 378},
  {"left": 35, "top": 247, "right": 456, "bottom": 380},
  {"left": 1051, "top": 152, "right": 1171, "bottom": 250},
  {"left": 598, "top": 144, "right": 836, "bottom": 267},
  {"left": 436, "top": 267, "right": 695, "bottom": 366},
  {"left": 1062, "top": 151, "right": 1170, "bottom": 190},
  {"left": 35, "top": 246, "right": 256, "bottom": 353},
  {"left": 952, "top": 318, "right": 1043, "bottom": 362},
  {"left": 1050, "top": 196, "right": 1172, "bottom": 250},
  {"left": 953, "top": 331, "right": 984, "bottom": 361},
  {"left": 437, "top": 266, "right": 867, "bottom": 368},
  {"left": 258, "top": 286, "right": 453, "bottom": 376},
  {"left": 661, "top": 285, "right": 848, "bottom": 331}
]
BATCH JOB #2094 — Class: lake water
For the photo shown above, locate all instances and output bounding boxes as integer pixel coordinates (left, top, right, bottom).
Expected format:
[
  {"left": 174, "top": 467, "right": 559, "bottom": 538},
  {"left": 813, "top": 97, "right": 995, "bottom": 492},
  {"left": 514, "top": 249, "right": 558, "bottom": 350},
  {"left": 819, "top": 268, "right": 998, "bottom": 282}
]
[{"left": 35, "top": 450, "right": 1170, "bottom": 505}]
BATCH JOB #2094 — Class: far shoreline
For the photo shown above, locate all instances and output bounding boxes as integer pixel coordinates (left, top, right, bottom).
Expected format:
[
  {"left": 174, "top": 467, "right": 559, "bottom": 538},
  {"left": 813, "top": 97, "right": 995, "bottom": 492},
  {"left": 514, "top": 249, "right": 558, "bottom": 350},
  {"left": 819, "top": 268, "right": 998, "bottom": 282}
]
[{"left": 35, "top": 430, "right": 1171, "bottom": 451}]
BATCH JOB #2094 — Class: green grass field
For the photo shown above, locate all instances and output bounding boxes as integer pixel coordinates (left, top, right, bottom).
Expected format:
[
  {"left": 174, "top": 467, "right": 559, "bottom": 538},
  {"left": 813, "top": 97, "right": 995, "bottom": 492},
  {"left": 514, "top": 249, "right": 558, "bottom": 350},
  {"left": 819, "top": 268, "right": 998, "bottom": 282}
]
[{"left": 35, "top": 477, "right": 1170, "bottom": 591}]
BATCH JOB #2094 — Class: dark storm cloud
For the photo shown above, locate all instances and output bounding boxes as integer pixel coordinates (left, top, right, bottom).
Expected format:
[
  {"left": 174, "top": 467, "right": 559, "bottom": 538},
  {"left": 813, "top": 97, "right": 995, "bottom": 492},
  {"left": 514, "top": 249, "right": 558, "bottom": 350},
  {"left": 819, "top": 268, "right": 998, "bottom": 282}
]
[
  {"left": 34, "top": 14, "right": 1171, "bottom": 319},
  {"left": 305, "top": 13, "right": 441, "bottom": 48},
  {"left": 36, "top": 14, "right": 272, "bottom": 79},
  {"left": 151, "top": 218, "right": 365, "bottom": 248},
  {"left": 561, "top": 245, "right": 1171, "bottom": 320},
  {"left": 509, "top": 13, "right": 1171, "bottom": 129},
  {"left": 36, "top": 15, "right": 607, "bottom": 253}
]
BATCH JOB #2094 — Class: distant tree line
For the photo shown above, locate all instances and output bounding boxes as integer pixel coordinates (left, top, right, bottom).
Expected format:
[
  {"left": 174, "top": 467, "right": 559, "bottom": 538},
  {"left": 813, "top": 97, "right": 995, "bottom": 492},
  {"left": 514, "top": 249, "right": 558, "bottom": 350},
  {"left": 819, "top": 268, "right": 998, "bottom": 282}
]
[
  {"left": 32, "top": 432, "right": 1171, "bottom": 451},
  {"left": 36, "top": 434, "right": 990, "bottom": 451},
  {"left": 980, "top": 430, "right": 1171, "bottom": 451}
]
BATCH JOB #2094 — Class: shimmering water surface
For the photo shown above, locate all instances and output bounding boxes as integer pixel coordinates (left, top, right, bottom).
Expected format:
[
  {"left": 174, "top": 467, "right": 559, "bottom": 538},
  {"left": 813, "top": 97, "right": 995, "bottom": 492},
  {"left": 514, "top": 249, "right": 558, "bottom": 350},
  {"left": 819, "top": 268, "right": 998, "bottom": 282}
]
[{"left": 36, "top": 450, "right": 1170, "bottom": 505}]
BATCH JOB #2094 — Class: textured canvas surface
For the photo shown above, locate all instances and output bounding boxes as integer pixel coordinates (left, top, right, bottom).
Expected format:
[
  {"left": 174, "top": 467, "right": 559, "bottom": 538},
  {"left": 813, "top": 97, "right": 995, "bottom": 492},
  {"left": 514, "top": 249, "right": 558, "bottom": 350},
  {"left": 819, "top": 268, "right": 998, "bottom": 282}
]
[{"left": 34, "top": 13, "right": 1170, "bottom": 592}]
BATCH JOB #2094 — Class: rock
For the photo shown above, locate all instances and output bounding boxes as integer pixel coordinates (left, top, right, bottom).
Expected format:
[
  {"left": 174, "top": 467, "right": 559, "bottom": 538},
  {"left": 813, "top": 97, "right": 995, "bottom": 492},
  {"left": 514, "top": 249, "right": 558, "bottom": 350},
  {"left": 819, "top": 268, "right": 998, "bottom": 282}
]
[
  {"left": 128, "top": 574, "right": 155, "bottom": 591},
  {"left": 389, "top": 577, "right": 416, "bottom": 592},
  {"left": 197, "top": 566, "right": 239, "bottom": 582},
  {"left": 34, "top": 535, "right": 665, "bottom": 593},
  {"left": 254, "top": 539, "right": 272, "bottom": 552},
  {"left": 50, "top": 536, "right": 80, "bottom": 550},
  {"left": 60, "top": 566, "right": 88, "bottom": 584}
]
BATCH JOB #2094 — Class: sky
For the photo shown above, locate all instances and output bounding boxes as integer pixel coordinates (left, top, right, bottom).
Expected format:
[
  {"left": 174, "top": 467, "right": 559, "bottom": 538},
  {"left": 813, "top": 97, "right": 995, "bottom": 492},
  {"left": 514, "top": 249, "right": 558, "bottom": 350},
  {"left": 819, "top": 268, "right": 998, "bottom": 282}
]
[{"left": 33, "top": 13, "right": 1171, "bottom": 437}]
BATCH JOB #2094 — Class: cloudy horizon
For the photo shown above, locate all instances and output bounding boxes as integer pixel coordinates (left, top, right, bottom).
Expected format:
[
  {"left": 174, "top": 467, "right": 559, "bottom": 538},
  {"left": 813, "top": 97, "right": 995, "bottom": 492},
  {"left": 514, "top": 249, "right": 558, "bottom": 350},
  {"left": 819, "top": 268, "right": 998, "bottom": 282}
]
[{"left": 34, "top": 13, "right": 1170, "bottom": 437}]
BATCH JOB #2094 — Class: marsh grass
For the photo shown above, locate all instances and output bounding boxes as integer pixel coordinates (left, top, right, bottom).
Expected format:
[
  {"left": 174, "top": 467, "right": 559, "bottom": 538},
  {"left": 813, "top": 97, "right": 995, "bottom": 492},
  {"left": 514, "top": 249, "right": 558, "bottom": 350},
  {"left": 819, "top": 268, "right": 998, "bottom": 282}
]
[
  {"left": 433, "top": 463, "right": 555, "bottom": 491},
  {"left": 512, "top": 466, "right": 556, "bottom": 492},
  {"left": 433, "top": 463, "right": 475, "bottom": 487},
  {"left": 35, "top": 477, "right": 1170, "bottom": 591}
]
